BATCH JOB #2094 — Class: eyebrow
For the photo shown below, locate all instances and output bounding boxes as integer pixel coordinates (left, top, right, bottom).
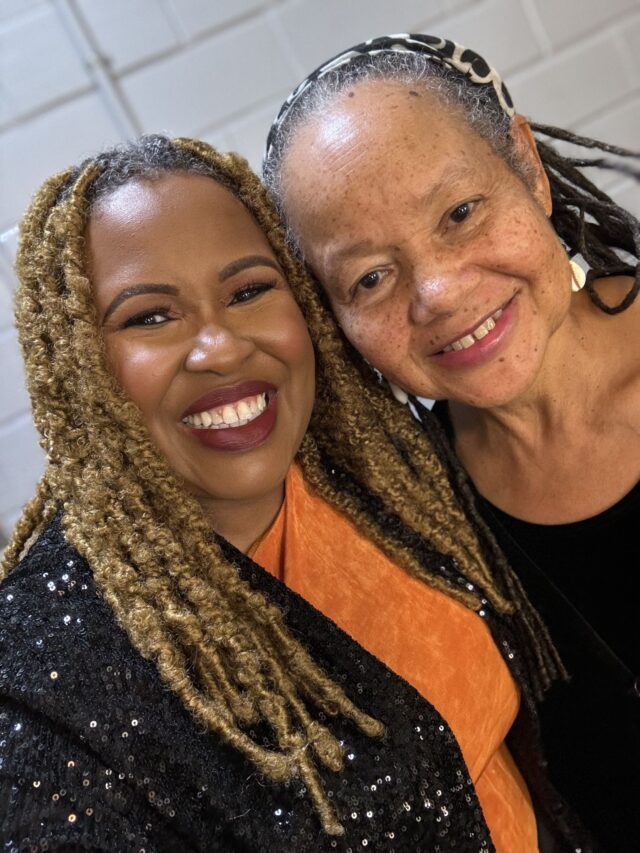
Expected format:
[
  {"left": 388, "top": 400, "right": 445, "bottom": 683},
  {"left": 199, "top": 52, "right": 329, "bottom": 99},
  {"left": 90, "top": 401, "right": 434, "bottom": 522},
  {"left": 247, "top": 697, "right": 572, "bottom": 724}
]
[
  {"left": 101, "top": 255, "right": 283, "bottom": 322},
  {"left": 218, "top": 254, "right": 282, "bottom": 281},
  {"left": 102, "top": 283, "right": 178, "bottom": 323}
]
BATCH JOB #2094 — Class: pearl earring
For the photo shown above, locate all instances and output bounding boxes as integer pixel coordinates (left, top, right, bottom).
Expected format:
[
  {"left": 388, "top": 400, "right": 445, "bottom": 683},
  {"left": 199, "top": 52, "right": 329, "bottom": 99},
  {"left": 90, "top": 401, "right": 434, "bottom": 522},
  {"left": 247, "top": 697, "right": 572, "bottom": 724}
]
[
  {"left": 388, "top": 382, "right": 409, "bottom": 404},
  {"left": 570, "top": 260, "right": 586, "bottom": 293}
]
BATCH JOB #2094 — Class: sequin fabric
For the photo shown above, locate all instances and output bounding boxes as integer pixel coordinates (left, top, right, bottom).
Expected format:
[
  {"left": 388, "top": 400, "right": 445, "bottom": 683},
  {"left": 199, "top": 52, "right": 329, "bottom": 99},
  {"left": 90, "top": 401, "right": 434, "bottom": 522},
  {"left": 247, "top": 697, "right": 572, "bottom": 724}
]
[{"left": 0, "top": 518, "right": 494, "bottom": 852}]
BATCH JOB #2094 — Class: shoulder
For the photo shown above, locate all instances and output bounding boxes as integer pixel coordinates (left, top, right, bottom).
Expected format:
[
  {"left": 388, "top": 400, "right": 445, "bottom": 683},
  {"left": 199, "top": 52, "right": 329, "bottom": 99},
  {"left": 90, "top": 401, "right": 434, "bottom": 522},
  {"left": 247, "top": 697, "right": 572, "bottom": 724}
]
[
  {"left": 0, "top": 519, "right": 220, "bottom": 850},
  {"left": 0, "top": 516, "right": 118, "bottom": 673},
  {"left": 0, "top": 516, "right": 170, "bottom": 743}
]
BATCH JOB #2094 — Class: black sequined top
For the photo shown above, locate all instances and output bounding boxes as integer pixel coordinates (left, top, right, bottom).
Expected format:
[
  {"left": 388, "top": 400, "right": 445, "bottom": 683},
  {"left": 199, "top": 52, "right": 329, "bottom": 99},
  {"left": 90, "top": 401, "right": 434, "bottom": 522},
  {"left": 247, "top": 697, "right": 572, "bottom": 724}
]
[{"left": 0, "top": 518, "right": 494, "bottom": 852}]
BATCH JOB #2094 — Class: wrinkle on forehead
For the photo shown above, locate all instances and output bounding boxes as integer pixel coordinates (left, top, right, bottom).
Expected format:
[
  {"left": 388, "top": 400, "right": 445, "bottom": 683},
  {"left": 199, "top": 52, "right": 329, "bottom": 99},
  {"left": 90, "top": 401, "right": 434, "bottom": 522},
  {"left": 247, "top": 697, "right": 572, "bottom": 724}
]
[{"left": 282, "top": 83, "right": 464, "bottom": 198}]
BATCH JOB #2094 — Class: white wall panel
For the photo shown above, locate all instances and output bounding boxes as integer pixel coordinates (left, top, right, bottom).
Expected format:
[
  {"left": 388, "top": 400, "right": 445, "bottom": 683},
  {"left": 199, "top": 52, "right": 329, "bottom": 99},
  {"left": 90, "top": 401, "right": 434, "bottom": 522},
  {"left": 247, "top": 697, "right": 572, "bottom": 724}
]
[
  {"left": 0, "top": 92, "right": 121, "bottom": 229},
  {"left": 76, "top": 0, "right": 179, "bottom": 72},
  {"left": 121, "top": 17, "right": 296, "bottom": 135},
  {"left": 0, "top": 5, "right": 91, "bottom": 126},
  {"left": 534, "top": 0, "right": 639, "bottom": 48},
  {"left": 167, "top": 0, "right": 266, "bottom": 40}
]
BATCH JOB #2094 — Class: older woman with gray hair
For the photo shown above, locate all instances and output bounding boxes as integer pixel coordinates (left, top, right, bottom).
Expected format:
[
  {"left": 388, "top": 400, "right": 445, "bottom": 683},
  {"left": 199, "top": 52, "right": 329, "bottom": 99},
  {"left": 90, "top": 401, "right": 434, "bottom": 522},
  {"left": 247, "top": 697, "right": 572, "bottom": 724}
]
[{"left": 264, "top": 34, "right": 640, "bottom": 853}]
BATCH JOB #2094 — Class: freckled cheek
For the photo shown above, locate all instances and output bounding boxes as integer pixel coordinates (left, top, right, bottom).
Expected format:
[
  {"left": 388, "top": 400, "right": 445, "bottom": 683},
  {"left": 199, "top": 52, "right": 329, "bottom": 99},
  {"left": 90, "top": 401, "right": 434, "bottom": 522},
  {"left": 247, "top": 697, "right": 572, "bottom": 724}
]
[{"left": 345, "top": 308, "right": 406, "bottom": 373}]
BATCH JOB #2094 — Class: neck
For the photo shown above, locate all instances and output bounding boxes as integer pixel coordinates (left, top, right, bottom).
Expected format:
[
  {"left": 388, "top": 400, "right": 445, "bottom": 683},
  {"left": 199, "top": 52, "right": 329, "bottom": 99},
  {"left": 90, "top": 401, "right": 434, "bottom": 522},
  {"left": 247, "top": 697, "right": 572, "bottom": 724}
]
[{"left": 198, "top": 483, "right": 285, "bottom": 553}]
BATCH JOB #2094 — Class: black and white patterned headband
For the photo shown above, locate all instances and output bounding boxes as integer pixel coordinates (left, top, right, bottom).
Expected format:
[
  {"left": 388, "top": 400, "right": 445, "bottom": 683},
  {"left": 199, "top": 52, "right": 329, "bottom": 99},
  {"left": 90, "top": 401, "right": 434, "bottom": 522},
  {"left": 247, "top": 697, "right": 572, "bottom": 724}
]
[{"left": 265, "top": 33, "right": 515, "bottom": 162}]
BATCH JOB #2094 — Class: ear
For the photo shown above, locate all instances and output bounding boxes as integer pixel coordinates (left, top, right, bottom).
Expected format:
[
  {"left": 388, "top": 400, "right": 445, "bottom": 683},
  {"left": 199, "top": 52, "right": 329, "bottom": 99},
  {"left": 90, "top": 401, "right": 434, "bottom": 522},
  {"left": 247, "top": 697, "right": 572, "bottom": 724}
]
[{"left": 510, "top": 114, "right": 552, "bottom": 216}]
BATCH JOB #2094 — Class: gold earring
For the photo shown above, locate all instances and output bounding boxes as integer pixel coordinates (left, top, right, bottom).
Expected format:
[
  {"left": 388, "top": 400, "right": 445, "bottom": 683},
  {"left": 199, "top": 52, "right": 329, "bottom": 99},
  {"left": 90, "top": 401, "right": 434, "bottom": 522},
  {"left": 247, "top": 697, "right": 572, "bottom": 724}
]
[
  {"left": 570, "top": 260, "right": 586, "bottom": 292},
  {"left": 388, "top": 381, "right": 409, "bottom": 404}
]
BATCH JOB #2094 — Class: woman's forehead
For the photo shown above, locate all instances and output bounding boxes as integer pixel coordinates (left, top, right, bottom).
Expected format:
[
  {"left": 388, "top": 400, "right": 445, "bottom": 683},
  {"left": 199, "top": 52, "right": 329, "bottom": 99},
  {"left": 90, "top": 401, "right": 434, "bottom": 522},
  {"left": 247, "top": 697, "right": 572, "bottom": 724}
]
[
  {"left": 282, "top": 86, "right": 483, "bottom": 199},
  {"left": 86, "top": 172, "right": 276, "bottom": 282}
]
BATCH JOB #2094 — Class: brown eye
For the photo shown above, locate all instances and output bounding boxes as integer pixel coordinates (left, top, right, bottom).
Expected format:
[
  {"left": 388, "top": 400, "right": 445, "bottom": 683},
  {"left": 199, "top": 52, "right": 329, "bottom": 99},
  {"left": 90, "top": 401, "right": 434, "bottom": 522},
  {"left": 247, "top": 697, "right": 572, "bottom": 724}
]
[
  {"left": 122, "top": 308, "right": 171, "bottom": 328},
  {"left": 450, "top": 202, "right": 472, "bottom": 224},
  {"left": 358, "top": 271, "right": 382, "bottom": 290},
  {"left": 229, "top": 282, "right": 275, "bottom": 306}
]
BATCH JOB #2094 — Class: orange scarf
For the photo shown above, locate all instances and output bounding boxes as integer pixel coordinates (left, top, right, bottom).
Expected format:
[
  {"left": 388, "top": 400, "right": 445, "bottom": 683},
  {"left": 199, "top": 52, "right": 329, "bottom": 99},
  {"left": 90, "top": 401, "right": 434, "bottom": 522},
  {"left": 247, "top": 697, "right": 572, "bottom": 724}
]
[{"left": 252, "top": 464, "right": 537, "bottom": 852}]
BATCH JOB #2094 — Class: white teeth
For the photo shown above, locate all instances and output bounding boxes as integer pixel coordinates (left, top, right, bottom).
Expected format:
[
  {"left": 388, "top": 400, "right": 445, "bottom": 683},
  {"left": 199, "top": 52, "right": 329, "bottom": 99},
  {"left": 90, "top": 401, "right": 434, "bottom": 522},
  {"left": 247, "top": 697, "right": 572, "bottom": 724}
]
[
  {"left": 183, "top": 392, "right": 269, "bottom": 429},
  {"left": 441, "top": 307, "right": 504, "bottom": 353},
  {"left": 222, "top": 405, "right": 238, "bottom": 425}
]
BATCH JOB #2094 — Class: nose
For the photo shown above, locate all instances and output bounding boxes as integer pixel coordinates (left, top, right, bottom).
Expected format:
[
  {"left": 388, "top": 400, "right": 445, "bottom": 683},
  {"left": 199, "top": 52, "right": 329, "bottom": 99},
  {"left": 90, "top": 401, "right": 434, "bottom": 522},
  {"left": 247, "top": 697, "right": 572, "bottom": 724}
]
[
  {"left": 184, "top": 321, "right": 255, "bottom": 375},
  {"left": 408, "top": 258, "right": 481, "bottom": 325}
]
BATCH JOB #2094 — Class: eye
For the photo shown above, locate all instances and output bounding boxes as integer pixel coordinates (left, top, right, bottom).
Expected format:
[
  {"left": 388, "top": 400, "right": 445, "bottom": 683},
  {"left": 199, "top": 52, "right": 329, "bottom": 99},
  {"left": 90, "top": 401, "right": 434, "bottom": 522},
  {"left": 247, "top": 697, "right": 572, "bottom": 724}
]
[
  {"left": 357, "top": 270, "right": 384, "bottom": 291},
  {"left": 449, "top": 201, "right": 474, "bottom": 224},
  {"left": 229, "top": 281, "right": 276, "bottom": 305},
  {"left": 122, "top": 308, "right": 171, "bottom": 328}
]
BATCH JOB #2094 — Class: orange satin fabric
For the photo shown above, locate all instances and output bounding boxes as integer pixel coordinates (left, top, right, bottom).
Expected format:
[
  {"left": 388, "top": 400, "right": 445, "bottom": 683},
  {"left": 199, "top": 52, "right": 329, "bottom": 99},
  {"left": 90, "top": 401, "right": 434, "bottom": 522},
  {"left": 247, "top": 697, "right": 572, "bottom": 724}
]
[{"left": 251, "top": 464, "right": 537, "bottom": 852}]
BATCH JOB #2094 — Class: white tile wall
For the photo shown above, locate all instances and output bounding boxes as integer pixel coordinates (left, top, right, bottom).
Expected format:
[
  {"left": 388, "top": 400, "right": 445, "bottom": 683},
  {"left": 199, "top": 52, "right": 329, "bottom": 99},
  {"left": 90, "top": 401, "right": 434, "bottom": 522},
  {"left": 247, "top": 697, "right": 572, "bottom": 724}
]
[
  {"left": 0, "top": 329, "right": 30, "bottom": 423},
  {"left": 0, "top": 263, "right": 14, "bottom": 332},
  {"left": 0, "top": 414, "right": 45, "bottom": 521},
  {"left": 76, "top": 0, "right": 180, "bottom": 72},
  {"left": 275, "top": 0, "right": 447, "bottom": 73},
  {"left": 1, "top": 0, "right": 639, "bottom": 539},
  {"left": 1, "top": 92, "right": 122, "bottom": 229},
  {"left": 0, "top": 0, "right": 46, "bottom": 21},
  {"left": 508, "top": 31, "right": 635, "bottom": 126},
  {"left": 534, "top": 0, "right": 639, "bottom": 48},
  {"left": 622, "top": 14, "right": 640, "bottom": 72},
  {"left": 0, "top": 4, "right": 92, "bottom": 126},
  {"left": 121, "top": 16, "right": 296, "bottom": 135},
  {"left": 166, "top": 0, "right": 267, "bottom": 41}
]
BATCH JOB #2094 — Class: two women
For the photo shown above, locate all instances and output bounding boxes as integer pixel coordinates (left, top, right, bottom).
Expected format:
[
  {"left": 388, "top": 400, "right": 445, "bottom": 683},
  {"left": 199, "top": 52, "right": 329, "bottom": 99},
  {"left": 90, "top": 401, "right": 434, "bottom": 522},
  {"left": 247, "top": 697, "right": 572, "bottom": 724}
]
[
  {"left": 0, "top": 137, "right": 565, "bottom": 850},
  {"left": 263, "top": 34, "right": 640, "bottom": 852}
]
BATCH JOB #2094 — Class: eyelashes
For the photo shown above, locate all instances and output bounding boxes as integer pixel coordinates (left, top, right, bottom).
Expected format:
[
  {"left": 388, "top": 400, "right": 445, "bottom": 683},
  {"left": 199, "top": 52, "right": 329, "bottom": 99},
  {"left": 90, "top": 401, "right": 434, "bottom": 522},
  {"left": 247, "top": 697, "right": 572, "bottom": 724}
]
[
  {"left": 118, "top": 280, "right": 279, "bottom": 328},
  {"left": 122, "top": 306, "right": 171, "bottom": 328},
  {"left": 229, "top": 280, "right": 276, "bottom": 305}
]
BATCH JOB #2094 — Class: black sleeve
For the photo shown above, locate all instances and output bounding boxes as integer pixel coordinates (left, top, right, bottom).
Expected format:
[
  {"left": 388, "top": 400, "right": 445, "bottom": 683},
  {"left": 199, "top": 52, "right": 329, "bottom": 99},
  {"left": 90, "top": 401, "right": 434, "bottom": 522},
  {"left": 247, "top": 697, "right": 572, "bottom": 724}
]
[{"left": 0, "top": 697, "right": 186, "bottom": 853}]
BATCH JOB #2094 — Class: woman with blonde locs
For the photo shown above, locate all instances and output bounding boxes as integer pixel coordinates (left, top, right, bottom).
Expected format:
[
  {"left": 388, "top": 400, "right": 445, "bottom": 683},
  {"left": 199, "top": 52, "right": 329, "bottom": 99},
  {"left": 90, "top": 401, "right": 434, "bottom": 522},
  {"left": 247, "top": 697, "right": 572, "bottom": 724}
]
[
  {"left": 0, "top": 130, "right": 571, "bottom": 851},
  {"left": 263, "top": 33, "right": 640, "bottom": 853}
]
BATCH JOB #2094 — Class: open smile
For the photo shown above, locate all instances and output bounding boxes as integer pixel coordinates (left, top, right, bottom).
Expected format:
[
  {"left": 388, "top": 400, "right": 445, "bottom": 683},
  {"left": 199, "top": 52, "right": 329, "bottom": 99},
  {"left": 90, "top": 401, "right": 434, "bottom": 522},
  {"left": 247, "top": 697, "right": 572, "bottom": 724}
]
[
  {"left": 181, "top": 380, "right": 278, "bottom": 451},
  {"left": 439, "top": 305, "right": 505, "bottom": 353},
  {"left": 431, "top": 296, "right": 517, "bottom": 368},
  {"left": 183, "top": 391, "right": 270, "bottom": 429}
]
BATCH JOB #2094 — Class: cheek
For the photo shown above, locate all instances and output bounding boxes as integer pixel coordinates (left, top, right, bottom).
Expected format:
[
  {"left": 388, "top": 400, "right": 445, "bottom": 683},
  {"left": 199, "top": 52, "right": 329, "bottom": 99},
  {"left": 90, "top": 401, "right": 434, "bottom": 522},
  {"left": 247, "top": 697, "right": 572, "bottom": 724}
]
[
  {"left": 103, "top": 339, "right": 170, "bottom": 415},
  {"left": 268, "top": 303, "right": 315, "bottom": 370},
  {"left": 340, "top": 304, "right": 407, "bottom": 373},
  {"left": 277, "top": 308, "right": 316, "bottom": 421}
]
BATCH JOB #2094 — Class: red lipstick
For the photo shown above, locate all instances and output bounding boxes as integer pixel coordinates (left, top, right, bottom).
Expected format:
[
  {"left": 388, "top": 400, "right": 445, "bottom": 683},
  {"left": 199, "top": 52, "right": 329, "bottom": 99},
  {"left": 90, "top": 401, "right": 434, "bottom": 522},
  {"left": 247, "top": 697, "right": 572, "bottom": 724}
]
[
  {"left": 182, "top": 380, "right": 275, "bottom": 418},
  {"left": 182, "top": 380, "right": 278, "bottom": 453}
]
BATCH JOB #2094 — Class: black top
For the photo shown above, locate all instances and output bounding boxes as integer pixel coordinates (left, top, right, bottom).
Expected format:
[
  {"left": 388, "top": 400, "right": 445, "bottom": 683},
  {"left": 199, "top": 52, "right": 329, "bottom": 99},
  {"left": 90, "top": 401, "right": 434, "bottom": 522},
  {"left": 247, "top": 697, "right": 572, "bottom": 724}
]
[
  {"left": 431, "top": 400, "right": 640, "bottom": 853},
  {"left": 0, "top": 517, "right": 494, "bottom": 852},
  {"left": 488, "top": 482, "right": 640, "bottom": 673}
]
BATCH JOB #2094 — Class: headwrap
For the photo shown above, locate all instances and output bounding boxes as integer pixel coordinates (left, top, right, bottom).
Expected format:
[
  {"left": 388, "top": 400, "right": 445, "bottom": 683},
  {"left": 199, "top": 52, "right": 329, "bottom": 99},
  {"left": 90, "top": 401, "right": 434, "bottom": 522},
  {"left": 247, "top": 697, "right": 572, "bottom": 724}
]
[{"left": 265, "top": 33, "right": 515, "bottom": 163}]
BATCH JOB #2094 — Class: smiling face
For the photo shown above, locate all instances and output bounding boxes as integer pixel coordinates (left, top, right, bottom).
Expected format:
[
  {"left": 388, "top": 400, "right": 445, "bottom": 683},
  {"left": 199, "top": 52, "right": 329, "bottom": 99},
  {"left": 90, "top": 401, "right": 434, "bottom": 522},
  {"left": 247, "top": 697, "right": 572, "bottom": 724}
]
[
  {"left": 88, "top": 172, "right": 315, "bottom": 524},
  {"left": 281, "top": 82, "right": 571, "bottom": 408}
]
